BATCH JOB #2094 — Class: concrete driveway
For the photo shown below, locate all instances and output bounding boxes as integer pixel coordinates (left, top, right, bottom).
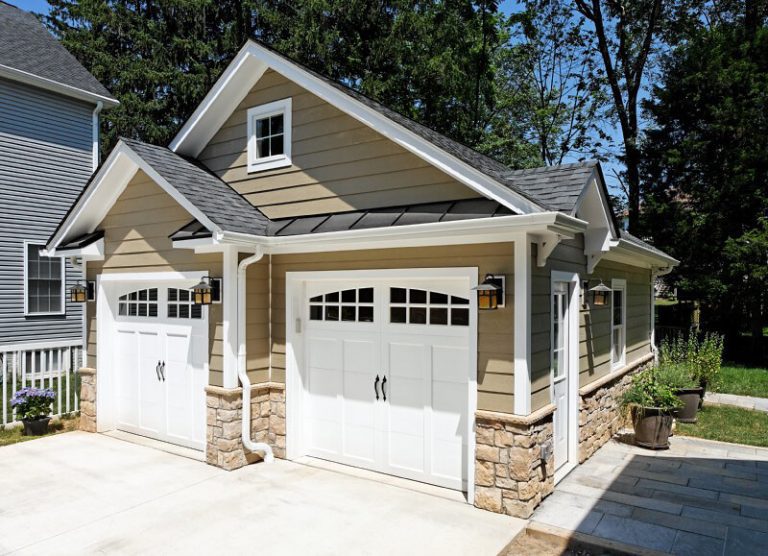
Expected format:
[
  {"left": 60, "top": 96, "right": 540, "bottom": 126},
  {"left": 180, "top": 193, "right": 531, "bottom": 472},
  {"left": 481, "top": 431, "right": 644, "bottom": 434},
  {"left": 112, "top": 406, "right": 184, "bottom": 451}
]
[{"left": 0, "top": 432, "right": 522, "bottom": 555}]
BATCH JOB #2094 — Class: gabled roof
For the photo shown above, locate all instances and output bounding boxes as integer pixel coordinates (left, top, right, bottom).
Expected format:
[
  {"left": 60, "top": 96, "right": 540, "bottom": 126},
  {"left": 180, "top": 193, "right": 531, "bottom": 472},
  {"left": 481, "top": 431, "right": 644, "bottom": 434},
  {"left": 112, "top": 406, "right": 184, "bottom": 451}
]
[
  {"left": 503, "top": 161, "right": 599, "bottom": 213},
  {"left": 120, "top": 139, "right": 270, "bottom": 237},
  {"left": 0, "top": 2, "right": 117, "bottom": 106}
]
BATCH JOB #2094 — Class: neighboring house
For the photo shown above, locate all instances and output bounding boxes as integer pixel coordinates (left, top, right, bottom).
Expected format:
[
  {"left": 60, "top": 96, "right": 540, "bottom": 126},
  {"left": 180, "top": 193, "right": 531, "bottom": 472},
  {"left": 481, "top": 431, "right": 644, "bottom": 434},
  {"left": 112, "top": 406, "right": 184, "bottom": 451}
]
[
  {"left": 0, "top": 2, "right": 117, "bottom": 411},
  {"left": 47, "top": 40, "right": 677, "bottom": 518}
]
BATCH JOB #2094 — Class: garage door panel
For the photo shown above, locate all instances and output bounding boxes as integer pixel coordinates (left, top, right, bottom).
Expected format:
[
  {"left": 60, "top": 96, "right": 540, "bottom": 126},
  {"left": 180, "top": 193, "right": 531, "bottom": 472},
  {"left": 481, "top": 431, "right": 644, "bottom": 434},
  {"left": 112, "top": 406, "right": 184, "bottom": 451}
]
[
  {"left": 138, "top": 331, "right": 162, "bottom": 434},
  {"left": 308, "top": 337, "right": 341, "bottom": 370},
  {"left": 432, "top": 345, "right": 469, "bottom": 383},
  {"left": 342, "top": 339, "right": 377, "bottom": 375},
  {"left": 116, "top": 329, "right": 139, "bottom": 428},
  {"left": 387, "top": 431, "right": 424, "bottom": 473},
  {"left": 308, "top": 367, "right": 342, "bottom": 414},
  {"left": 388, "top": 342, "right": 426, "bottom": 379},
  {"left": 165, "top": 332, "right": 193, "bottom": 442}
]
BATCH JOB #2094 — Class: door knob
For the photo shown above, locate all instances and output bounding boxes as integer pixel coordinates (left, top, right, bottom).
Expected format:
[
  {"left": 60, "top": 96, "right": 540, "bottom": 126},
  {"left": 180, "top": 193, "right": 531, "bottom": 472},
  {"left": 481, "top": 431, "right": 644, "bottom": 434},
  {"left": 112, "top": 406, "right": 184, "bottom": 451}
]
[{"left": 374, "top": 375, "right": 380, "bottom": 401}]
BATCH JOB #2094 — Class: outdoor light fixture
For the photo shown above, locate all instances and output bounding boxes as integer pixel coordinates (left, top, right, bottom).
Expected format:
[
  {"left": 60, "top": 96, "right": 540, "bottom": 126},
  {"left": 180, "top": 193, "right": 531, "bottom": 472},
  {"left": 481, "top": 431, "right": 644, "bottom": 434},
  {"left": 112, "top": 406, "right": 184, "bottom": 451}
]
[
  {"left": 192, "top": 276, "right": 215, "bottom": 305},
  {"left": 589, "top": 279, "right": 612, "bottom": 307},
  {"left": 473, "top": 274, "right": 503, "bottom": 310},
  {"left": 68, "top": 281, "right": 87, "bottom": 303}
]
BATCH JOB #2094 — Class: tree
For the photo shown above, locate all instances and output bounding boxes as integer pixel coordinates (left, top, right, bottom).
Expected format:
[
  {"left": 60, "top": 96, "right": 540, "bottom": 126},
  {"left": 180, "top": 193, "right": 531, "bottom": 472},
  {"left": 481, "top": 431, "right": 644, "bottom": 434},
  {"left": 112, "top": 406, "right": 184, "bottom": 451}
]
[
  {"left": 640, "top": 20, "right": 768, "bottom": 342},
  {"left": 504, "top": 1, "right": 609, "bottom": 166},
  {"left": 44, "top": 1, "right": 535, "bottom": 163}
]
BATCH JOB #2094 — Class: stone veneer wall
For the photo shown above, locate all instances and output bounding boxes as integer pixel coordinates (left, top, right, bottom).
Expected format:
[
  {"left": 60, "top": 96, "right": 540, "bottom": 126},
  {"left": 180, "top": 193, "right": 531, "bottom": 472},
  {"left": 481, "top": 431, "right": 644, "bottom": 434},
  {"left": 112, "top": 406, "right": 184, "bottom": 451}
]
[
  {"left": 578, "top": 354, "right": 655, "bottom": 462},
  {"left": 205, "top": 383, "right": 286, "bottom": 470},
  {"left": 79, "top": 367, "right": 97, "bottom": 432},
  {"left": 474, "top": 407, "right": 555, "bottom": 518}
]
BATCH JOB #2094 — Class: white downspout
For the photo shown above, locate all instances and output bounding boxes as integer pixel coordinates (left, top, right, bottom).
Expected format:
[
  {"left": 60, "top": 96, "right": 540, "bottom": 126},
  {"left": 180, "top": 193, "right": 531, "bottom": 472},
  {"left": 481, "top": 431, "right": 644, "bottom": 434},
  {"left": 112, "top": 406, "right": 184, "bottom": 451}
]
[{"left": 237, "top": 248, "right": 274, "bottom": 463}]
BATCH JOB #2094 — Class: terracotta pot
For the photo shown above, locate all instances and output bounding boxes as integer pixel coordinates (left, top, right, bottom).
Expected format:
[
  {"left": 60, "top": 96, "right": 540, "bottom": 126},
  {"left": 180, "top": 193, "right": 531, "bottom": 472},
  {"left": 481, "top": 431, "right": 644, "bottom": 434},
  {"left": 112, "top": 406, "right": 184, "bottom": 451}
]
[
  {"left": 22, "top": 417, "right": 50, "bottom": 436},
  {"left": 631, "top": 407, "right": 673, "bottom": 449},
  {"left": 674, "top": 387, "right": 703, "bottom": 423}
]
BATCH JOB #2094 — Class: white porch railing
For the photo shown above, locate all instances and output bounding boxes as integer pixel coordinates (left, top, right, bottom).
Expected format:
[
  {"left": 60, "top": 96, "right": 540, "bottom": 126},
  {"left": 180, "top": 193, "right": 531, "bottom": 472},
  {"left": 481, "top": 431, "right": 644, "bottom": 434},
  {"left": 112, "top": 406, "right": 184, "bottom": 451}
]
[{"left": 1, "top": 341, "right": 84, "bottom": 428}]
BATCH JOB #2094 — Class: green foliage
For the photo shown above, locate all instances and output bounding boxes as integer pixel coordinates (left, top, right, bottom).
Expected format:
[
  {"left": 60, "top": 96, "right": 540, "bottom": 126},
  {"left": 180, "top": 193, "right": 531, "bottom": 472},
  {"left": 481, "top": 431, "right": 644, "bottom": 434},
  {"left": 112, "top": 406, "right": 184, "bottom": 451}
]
[
  {"left": 620, "top": 368, "right": 683, "bottom": 412},
  {"left": 714, "top": 365, "right": 768, "bottom": 398},
  {"left": 655, "top": 362, "right": 698, "bottom": 390},
  {"left": 659, "top": 331, "right": 725, "bottom": 388},
  {"left": 676, "top": 404, "right": 768, "bottom": 447},
  {"left": 641, "top": 23, "right": 768, "bottom": 339}
]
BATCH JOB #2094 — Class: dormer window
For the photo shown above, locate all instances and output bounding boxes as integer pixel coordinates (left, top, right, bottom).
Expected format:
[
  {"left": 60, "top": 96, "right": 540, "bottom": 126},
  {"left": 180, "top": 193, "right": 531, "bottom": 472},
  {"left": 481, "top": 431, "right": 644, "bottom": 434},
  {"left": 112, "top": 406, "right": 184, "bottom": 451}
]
[{"left": 247, "top": 98, "right": 292, "bottom": 172}]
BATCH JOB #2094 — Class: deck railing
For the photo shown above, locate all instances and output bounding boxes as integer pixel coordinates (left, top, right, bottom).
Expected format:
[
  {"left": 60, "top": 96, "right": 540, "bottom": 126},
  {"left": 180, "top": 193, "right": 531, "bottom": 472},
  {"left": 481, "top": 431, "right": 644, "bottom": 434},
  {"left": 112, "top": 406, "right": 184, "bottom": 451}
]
[{"left": 1, "top": 341, "right": 84, "bottom": 428}]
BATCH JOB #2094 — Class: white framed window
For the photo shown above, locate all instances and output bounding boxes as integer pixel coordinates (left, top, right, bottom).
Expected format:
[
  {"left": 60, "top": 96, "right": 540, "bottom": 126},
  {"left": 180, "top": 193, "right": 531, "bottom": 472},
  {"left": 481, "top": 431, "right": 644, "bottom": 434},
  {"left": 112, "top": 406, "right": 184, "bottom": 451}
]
[
  {"left": 24, "top": 242, "right": 65, "bottom": 316},
  {"left": 246, "top": 98, "right": 292, "bottom": 172},
  {"left": 611, "top": 279, "right": 627, "bottom": 369}
]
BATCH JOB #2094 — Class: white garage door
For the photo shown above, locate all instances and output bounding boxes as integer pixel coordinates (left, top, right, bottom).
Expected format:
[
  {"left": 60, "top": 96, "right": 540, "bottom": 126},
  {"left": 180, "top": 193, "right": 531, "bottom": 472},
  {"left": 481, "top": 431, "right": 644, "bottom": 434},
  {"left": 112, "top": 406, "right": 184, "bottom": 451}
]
[
  {"left": 302, "top": 277, "right": 473, "bottom": 491},
  {"left": 109, "top": 282, "right": 207, "bottom": 451}
]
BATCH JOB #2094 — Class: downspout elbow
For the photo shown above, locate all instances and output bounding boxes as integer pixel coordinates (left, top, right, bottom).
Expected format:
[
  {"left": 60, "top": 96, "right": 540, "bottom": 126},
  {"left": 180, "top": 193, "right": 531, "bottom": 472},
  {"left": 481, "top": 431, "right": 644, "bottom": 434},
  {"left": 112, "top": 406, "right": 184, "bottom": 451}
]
[{"left": 237, "top": 248, "right": 274, "bottom": 463}]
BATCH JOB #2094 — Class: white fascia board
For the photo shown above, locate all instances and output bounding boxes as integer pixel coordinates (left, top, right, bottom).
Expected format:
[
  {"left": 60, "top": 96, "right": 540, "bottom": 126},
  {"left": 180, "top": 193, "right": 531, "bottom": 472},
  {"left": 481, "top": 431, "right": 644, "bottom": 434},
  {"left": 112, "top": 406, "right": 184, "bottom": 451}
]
[
  {"left": 170, "top": 41, "right": 543, "bottom": 216},
  {"left": 217, "top": 212, "right": 586, "bottom": 255},
  {"left": 169, "top": 48, "right": 267, "bottom": 153},
  {"left": 573, "top": 168, "right": 618, "bottom": 239},
  {"left": 0, "top": 65, "right": 119, "bottom": 107},
  {"left": 47, "top": 141, "right": 220, "bottom": 252},
  {"left": 48, "top": 237, "right": 104, "bottom": 259},
  {"left": 604, "top": 238, "right": 679, "bottom": 269}
]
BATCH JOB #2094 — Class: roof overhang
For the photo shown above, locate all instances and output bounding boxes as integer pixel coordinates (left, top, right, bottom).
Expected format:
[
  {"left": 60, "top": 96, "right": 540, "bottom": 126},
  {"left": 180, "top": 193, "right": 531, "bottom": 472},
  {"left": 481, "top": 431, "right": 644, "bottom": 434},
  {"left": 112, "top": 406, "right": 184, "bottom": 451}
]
[
  {"left": 46, "top": 140, "right": 219, "bottom": 254},
  {"left": 0, "top": 64, "right": 119, "bottom": 107},
  {"left": 169, "top": 40, "right": 543, "bottom": 216},
  {"left": 603, "top": 237, "right": 679, "bottom": 272},
  {"left": 172, "top": 212, "right": 586, "bottom": 255}
]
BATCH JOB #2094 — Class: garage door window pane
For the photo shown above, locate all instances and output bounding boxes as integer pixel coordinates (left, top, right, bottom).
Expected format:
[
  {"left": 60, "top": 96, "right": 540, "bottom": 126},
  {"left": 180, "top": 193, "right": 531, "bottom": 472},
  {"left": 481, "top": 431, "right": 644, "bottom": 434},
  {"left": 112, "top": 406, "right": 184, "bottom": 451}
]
[
  {"left": 430, "top": 307, "right": 448, "bottom": 325},
  {"left": 390, "top": 306, "right": 407, "bottom": 323},
  {"left": 451, "top": 308, "right": 469, "bottom": 326},
  {"left": 309, "top": 288, "right": 374, "bottom": 323},
  {"left": 410, "top": 289, "right": 427, "bottom": 304},
  {"left": 390, "top": 288, "right": 406, "bottom": 303},
  {"left": 409, "top": 307, "right": 427, "bottom": 324},
  {"left": 118, "top": 288, "right": 159, "bottom": 319}
]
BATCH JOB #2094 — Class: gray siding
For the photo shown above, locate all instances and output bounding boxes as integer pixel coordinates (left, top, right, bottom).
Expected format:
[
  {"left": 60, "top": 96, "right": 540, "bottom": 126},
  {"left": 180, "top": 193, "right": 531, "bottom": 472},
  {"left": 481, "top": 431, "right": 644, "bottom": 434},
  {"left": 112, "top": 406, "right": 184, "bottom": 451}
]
[{"left": 0, "top": 77, "right": 92, "bottom": 346}]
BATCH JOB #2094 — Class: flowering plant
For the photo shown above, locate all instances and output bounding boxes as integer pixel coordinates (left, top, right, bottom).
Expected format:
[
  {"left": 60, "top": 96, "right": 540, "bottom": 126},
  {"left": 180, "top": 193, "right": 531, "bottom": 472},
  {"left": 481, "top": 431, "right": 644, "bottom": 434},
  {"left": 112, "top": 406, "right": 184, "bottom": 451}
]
[{"left": 10, "top": 387, "right": 55, "bottom": 421}]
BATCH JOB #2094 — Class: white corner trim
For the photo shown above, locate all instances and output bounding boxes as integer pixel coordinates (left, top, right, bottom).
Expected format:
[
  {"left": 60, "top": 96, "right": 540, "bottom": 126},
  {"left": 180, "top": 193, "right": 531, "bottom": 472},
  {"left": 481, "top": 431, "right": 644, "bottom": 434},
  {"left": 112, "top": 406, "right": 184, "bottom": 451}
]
[
  {"left": 246, "top": 98, "right": 292, "bottom": 173},
  {"left": 92, "top": 102, "right": 103, "bottom": 172},
  {"left": 513, "top": 235, "right": 532, "bottom": 415},
  {"left": 169, "top": 41, "right": 543, "bottom": 216},
  {"left": 610, "top": 278, "right": 627, "bottom": 370},
  {"left": 221, "top": 245, "right": 239, "bottom": 389}
]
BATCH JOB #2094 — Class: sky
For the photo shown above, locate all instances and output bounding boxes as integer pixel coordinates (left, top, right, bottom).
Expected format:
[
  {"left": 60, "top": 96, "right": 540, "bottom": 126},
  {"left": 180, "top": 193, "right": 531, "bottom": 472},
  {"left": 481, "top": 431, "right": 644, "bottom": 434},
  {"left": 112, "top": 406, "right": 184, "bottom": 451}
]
[{"left": 11, "top": 0, "right": 622, "bottom": 194}]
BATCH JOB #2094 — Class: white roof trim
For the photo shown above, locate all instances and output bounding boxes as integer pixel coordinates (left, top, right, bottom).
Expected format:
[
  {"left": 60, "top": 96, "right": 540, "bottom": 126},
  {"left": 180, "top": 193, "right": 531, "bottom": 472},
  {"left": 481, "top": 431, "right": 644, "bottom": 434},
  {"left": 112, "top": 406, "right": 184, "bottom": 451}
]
[
  {"left": 169, "top": 41, "right": 543, "bottom": 216},
  {"left": 46, "top": 141, "right": 219, "bottom": 252},
  {"left": 572, "top": 167, "right": 618, "bottom": 239},
  {"left": 0, "top": 64, "right": 119, "bottom": 107},
  {"left": 214, "top": 212, "right": 586, "bottom": 255}
]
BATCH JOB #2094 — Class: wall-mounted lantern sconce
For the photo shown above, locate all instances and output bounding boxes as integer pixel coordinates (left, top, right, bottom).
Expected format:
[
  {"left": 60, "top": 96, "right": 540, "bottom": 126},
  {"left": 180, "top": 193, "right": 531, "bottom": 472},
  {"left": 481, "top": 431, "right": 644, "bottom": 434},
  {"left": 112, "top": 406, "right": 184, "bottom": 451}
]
[
  {"left": 192, "top": 276, "right": 215, "bottom": 305},
  {"left": 589, "top": 279, "right": 612, "bottom": 307},
  {"left": 69, "top": 281, "right": 87, "bottom": 303},
  {"left": 472, "top": 274, "right": 504, "bottom": 310}
]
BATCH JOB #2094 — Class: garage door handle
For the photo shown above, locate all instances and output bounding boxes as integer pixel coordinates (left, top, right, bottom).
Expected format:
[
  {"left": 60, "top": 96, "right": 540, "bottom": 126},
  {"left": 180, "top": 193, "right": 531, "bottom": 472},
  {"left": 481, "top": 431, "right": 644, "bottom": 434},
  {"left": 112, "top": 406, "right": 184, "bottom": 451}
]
[
  {"left": 374, "top": 375, "right": 380, "bottom": 401},
  {"left": 160, "top": 361, "right": 166, "bottom": 381},
  {"left": 382, "top": 376, "right": 387, "bottom": 402},
  {"left": 155, "top": 361, "right": 162, "bottom": 382}
]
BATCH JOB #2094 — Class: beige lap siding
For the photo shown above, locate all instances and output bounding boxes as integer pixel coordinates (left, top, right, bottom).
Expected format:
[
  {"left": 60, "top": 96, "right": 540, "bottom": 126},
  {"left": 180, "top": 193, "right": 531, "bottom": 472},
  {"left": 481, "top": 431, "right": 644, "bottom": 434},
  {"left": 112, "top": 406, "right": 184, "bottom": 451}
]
[
  {"left": 85, "top": 171, "right": 225, "bottom": 385},
  {"left": 245, "top": 257, "right": 270, "bottom": 384},
  {"left": 528, "top": 240, "right": 654, "bottom": 412},
  {"left": 530, "top": 238, "right": 587, "bottom": 410},
  {"left": 197, "top": 69, "right": 479, "bottom": 219},
  {"left": 268, "top": 243, "right": 516, "bottom": 413}
]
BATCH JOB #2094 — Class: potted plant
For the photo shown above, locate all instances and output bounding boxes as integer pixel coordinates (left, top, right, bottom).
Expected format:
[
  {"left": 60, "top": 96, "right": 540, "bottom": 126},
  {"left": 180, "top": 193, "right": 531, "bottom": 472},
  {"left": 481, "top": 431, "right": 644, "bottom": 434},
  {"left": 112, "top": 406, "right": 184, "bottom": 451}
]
[
  {"left": 690, "top": 333, "right": 724, "bottom": 407},
  {"left": 656, "top": 362, "right": 702, "bottom": 423},
  {"left": 620, "top": 368, "right": 682, "bottom": 449},
  {"left": 10, "top": 387, "right": 55, "bottom": 436}
]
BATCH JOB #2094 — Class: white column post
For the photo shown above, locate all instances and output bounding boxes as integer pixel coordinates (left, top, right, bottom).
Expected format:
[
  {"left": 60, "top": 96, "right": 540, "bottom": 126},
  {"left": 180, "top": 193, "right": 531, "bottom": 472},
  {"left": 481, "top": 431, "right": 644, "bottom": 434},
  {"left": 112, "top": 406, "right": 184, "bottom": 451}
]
[
  {"left": 222, "top": 245, "right": 239, "bottom": 389},
  {"left": 513, "top": 233, "right": 532, "bottom": 415}
]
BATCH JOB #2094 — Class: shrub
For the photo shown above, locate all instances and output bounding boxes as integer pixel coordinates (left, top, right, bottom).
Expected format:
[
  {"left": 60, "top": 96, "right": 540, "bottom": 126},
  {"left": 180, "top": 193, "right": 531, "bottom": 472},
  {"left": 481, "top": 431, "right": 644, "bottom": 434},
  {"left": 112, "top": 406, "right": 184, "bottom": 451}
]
[
  {"left": 659, "top": 330, "right": 724, "bottom": 389},
  {"left": 620, "top": 368, "right": 683, "bottom": 413},
  {"left": 656, "top": 361, "right": 698, "bottom": 390},
  {"left": 10, "top": 387, "right": 55, "bottom": 421}
]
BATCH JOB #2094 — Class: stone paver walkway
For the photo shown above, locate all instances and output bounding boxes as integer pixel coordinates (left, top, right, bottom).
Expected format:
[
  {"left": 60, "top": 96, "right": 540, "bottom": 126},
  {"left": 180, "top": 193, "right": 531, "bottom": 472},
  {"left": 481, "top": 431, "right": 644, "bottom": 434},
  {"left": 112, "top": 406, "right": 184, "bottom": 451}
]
[
  {"left": 531, "top": 435, "right": 768, "bottom": 555},
  {"left": 705, "top": 391, "right": 768, "bottom": 413}
]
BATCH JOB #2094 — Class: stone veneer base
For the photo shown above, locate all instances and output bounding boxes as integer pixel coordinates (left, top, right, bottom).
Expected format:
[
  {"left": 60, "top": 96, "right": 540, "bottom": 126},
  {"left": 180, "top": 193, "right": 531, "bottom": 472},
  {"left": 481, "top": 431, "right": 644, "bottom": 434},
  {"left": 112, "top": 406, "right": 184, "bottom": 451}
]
[
  {"left": 78, "top": 367, "right": 97, "bottom": 433},
  {"left": 474, "top": 409, "right": 555, "bottom": 518},
  {"left": 205, "top": 382, "right": 285, "bottom": 470}
]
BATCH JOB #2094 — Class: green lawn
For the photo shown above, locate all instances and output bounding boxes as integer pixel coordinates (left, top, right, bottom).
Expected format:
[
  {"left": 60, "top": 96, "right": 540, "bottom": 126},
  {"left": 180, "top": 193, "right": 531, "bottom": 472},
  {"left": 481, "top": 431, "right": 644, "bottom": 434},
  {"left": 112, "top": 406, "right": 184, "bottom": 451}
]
[
  {"left": 0, "top": 414, "right": 78, "bottom": 447},
  {"left": 713, "top": 365, "right": 768, "bottom": 398},
  {"left": 676, "top": 405, "right": 768, "bottom": 448}
]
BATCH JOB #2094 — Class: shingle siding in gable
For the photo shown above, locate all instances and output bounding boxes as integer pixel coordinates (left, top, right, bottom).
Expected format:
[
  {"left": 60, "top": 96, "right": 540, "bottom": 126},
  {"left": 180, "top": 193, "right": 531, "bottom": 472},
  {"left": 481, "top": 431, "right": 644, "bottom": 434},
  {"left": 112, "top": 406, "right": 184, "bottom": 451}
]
[{"left": 0, "top": 77, "right": 92, "bottom": 347}]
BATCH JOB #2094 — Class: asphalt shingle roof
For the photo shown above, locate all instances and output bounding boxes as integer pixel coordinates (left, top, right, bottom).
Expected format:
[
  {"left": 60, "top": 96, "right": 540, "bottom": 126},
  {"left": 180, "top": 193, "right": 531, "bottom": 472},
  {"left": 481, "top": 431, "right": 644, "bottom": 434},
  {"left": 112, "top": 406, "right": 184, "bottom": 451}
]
[
  {"left": 121, "top": 138, "right": 270, "bottom": 237},
  {"left": 0, "top": 2, "right": 116, "bottom": 102},
  {"left": 620, "top": 230, "right": 674, "bottom": 261},
  {"left": 501, "top": 161, "right": 599, "bottom": 213}
]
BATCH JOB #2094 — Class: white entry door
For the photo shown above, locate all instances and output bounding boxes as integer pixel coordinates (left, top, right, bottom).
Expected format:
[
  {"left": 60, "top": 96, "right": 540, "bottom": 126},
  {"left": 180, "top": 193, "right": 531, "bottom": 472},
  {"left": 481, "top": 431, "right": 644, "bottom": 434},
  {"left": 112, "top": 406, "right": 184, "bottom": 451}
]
[
  {"left": 302, "top": 277, "right": 473, "bottom": 491},
  {"left": 109, "top": 282, "right": 207, "bottom": 451}
]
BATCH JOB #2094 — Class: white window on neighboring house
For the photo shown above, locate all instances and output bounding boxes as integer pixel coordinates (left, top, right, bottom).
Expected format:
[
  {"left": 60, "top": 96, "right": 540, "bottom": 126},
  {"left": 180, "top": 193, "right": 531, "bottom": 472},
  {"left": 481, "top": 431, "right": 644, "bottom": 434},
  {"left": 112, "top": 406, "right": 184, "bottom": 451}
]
[
  {"left": 611, "top": 279, "right": 627, "bottom": 369},
  {"left": 25, "top": 243, "right": 64, "bottom": 316},
  {"left": 247, "top": 98, "right": 292, "bottom": 172}
]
